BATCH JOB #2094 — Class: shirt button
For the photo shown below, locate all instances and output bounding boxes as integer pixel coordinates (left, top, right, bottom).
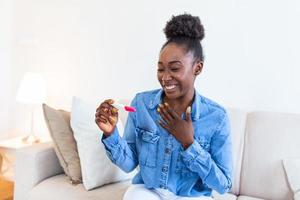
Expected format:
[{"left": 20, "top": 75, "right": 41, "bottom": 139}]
[
  {"left": 165, "top": 148, "right": 171, "bottom": 154},
  {"left": 162, "top": 166, "right": 168, "bottom": 173},
  {"left": 160, "top": 184, "right": 167, "bottom": 189}
]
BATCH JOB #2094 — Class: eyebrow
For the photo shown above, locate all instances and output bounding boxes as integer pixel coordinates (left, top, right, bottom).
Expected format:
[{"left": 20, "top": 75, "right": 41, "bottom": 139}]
[{"left": 158, "top": 60, "right": 182, "bottom": 65}]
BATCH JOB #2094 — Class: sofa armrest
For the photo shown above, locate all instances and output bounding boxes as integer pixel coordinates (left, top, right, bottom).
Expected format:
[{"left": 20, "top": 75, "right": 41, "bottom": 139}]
[{"left": 14, "top": 142, "right": 64, "bottom": 200}]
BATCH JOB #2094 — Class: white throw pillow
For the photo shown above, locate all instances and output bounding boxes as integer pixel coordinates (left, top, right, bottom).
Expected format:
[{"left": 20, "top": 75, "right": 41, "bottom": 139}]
[
  {"left": 282, "top": 159, "right": 300, "bottom": 199},
  {"left": 70, "top": 96, "right": 135, "bottom": 190}
]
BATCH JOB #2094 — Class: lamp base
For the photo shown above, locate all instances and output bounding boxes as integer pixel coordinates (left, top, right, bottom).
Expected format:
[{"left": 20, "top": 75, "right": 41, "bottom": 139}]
[{"left": 22, "top": 135, "right": 40, "bottom": 144}]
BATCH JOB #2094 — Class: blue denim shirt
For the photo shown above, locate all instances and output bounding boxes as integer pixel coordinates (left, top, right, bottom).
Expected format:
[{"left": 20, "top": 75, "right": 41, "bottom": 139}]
[{"left": 101, "top": 89, "right": 233, "bottom": 197}]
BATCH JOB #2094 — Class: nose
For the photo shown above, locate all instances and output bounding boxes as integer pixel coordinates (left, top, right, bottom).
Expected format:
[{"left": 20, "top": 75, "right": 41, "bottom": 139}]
[{"left": 162, "top": 71, "right": 172, "bottom": 81}]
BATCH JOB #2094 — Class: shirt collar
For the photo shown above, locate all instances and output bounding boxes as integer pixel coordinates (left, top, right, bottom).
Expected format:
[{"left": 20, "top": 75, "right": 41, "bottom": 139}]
[{"left": 148, "top": 88, "right": 201, "bottom": 121}]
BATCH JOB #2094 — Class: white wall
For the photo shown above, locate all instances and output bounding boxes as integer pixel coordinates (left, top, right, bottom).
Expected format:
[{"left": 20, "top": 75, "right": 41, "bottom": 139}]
[
  {"left": 0, "top": 0, "right": 13, "bottom": 139},
  {"left": 4, "top": 0, "right": 300, "bottom": 138}
]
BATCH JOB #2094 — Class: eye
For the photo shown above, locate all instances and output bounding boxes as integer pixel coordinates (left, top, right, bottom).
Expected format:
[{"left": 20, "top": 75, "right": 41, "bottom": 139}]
[
  {"left": 157, "top": 68, "right": 164, "bottom": 72},
  {"left": 171, "top": 68, "right": 179, "bottom": 72}
]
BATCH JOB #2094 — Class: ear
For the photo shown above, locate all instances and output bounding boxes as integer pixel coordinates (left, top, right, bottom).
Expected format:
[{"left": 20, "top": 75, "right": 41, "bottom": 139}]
[{"left": 194, "top": 61, "right": 203, "bottom": 76}]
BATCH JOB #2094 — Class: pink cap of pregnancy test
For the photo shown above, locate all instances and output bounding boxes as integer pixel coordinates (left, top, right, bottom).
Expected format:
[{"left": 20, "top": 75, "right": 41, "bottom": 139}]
[
  {"left": 112, "top": 102, "right": 136, "bottom": 112},
  {"left": 124, "top": 106, "right": 136, "bottom": 112}
]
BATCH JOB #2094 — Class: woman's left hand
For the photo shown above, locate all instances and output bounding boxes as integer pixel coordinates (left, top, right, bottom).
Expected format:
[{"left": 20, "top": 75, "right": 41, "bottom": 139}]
[{"left": 157, "top": 103, "right": 194, "bottom": 149}]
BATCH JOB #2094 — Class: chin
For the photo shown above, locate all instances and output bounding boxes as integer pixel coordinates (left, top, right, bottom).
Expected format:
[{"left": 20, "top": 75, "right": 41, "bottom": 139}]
[{"left": 163, "top": 90, "right": 179, "bottom": 99}]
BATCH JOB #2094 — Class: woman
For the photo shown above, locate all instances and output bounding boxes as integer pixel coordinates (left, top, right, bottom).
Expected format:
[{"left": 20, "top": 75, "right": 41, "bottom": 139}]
[{"left": 95, "top": 14, "right": 233, "bottom": 200}]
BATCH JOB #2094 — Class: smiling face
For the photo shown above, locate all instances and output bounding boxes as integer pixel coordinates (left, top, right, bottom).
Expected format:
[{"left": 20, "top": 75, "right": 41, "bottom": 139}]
[{"left": 157, "top": 43, "right": 203, "bottom": 101}]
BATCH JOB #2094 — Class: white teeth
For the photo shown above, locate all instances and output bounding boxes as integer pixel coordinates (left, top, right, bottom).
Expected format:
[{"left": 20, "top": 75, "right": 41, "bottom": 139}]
[{"left": 165, "top": 85, "right": 176, "bottom": 90}]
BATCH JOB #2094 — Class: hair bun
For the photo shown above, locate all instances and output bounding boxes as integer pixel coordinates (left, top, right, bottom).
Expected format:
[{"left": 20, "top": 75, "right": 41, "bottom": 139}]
[{"left": 164, "top": 14, "right": 205, "bottom": 41}]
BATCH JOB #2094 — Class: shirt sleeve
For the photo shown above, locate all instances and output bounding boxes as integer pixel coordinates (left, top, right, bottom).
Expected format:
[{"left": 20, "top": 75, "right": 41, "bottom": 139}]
[
  {"left": 101, "top": 96, "right": 139, "bottom": 173},
  {"left": 180, "top": 112, "right": 233, "bottom": 194}
]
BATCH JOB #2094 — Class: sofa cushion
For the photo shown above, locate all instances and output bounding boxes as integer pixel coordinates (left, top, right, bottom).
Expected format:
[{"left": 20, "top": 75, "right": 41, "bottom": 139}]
[
  {"left": 240, "top": 111, "right": 300, "bottom": 200},
  {"left": 31, "top": 175, "right": 238, "bottom": 200},
  {"left": 237, "top": 196, "right": 265, "bottom": 200},
  {"left": 70, "top": 97, "right": 135, "bottom": 190},
  {"left": 226, "top": 108, "right": 247, "bottom": 195},
  {"left": 29, "top": 175, "right": 131, "bottom": 200},
  {"left": 282, "top": 158, "right": 300, "bottom": 200},
  {"left": 212, "top": 191, "right": 237, "bottom": 200},
  {"left": 42, "top": 104, "right": 82, "bottom": 184}
]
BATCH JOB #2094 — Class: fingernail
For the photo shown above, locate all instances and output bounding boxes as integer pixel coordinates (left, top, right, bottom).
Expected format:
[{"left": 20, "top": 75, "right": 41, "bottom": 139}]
[
  {"left": 164, "top": 102, "right": 169, "bottom": 106},
  {"left": 187, "top": 106, "right": 191, "bottom": 113},
  {"left": 112, "top": 107, "right": 118, "bottom": 113},
  {"left": 159, "top": 104, "right": 164, "bottom": 108},
  {"left": 157, "top": 108, "right": 160, "bottom": 112}
]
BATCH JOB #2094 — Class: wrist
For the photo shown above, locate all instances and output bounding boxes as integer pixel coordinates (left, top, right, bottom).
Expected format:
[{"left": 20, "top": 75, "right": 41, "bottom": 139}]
[
  {"left": 103, "top": 127, "right": 116, "bottom": 137},
  {"left": 103, "top": 132, "right": 112, "bottom": 137},
  {"left": 182, "top": 138, "right": 194, "bottom": 150}
]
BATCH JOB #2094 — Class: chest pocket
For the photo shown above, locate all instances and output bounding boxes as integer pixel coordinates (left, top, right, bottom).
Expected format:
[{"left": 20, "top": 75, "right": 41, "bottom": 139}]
[
  {"left": 175, "top": 137, "right": 211, "bottom": 175},
  {"left": 136, "top": 127, "right": 160, "bottom": 168}
]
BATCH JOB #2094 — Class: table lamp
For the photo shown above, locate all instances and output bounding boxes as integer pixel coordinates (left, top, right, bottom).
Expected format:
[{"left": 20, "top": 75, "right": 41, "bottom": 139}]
[{"left": 16, "top": 72, "right": 46, "bottom": 143}]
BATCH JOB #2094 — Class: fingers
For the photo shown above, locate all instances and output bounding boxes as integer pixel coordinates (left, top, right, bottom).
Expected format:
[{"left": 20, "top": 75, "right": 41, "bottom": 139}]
[
  {"left": 95, "top": 112, "right": 118, "bottom": 126},
  {"left": 108, "top": 116, "right": 117, "bottom": 125},
  {"left": 95, "top": 108, "right": 109, "bottom": 123},
  {"left": 95, "top": 115, "right": 107, "bottom": 124},
  {"left": 95, "top": 99, "right": 119, "bottom": 126},
  {"left": 96, "top": 107, "right": 118, "bottom": 119},
  {"left": 104, "top": 99, "right": 115, "bottom": 104},
  {"left": 99, "top": 105, "right": 118, "bottom": 115},
  {"left": 111, "top": 107, "right": 118, "bottom": 115},
  {"left": 157, "top": 102, "right": 192, "bottom": 127},
  {"left": 97, "top": 100, "right": 118, "bottom": 113},
  {"left": 96, "top": 108, "right": 110, "bottom": 118},
  {"left": 163, "top": 102, "right": 179, "bottom": 119},
  {"left": 157, "top": 119, "right": 169, "bottom": 131},
  {"left": 157, "top": 104, "right": 173, "bottom": 124},
  {"left": 186, "top": 106, "right": 192, "bottom": 121},
  {"left": 96, "top": 102, "right": 110, "bottom": 112},
  {"left": 96, "top": 99, "right": 119, "bottom": 117}
]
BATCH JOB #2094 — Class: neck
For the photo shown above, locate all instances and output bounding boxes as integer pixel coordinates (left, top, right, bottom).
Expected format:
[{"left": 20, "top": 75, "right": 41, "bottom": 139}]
[{"left": 163, "top": 88, "right": 195, "bottom": 115}]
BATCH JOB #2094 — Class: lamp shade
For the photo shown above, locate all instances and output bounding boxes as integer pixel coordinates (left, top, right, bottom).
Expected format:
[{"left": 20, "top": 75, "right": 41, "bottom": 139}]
[{"left": 16, "top": 72, "right": 46, "bottom": 105}]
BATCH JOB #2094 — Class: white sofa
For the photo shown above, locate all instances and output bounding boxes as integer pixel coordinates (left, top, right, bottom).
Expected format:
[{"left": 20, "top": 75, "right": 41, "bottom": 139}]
[{"left": 14, "top": 108, "right": 300, "bottom": 200}]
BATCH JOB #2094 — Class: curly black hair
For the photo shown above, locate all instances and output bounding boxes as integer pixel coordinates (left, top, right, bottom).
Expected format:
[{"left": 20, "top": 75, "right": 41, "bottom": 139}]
[{"left": 162, "top": 13, "right": 205, "bottom": 62}]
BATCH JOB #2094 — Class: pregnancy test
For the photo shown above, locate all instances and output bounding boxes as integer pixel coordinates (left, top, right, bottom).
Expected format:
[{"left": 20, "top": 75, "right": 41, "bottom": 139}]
[{"left": 112, "top": 103, "right": 136, "bottom": 112}]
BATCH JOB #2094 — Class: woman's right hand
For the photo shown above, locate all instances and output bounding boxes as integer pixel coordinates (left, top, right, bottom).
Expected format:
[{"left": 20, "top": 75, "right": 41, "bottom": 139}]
[{"left": 95, "top": 99, "right": 119, "bottom": 137}]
